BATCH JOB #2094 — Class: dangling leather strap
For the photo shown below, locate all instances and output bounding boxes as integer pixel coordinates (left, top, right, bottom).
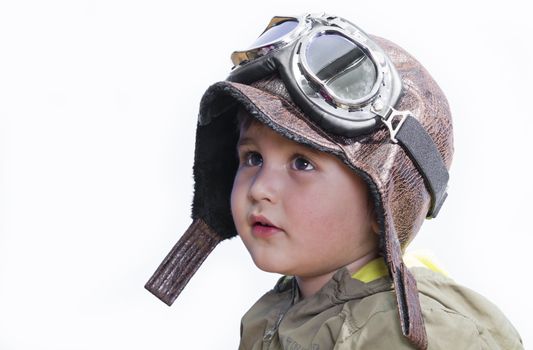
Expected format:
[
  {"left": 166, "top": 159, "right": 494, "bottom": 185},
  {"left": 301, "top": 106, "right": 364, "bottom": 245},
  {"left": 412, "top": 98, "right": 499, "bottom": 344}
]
[
  {"left": 391, "top": 262, "right": 428, "bottom": 350},
  {"left": 385, "top": 215, "right": 428, "bottom": 350},
  {"left": 145, "top": 218, "right": 222, "bottom": 306}
]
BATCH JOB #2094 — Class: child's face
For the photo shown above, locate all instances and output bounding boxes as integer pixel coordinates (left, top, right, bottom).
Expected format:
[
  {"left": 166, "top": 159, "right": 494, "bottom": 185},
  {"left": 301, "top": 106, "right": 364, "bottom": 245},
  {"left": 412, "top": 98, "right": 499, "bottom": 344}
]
[{"left": 231, "top": 119, "right": 379, "bottom": 279}]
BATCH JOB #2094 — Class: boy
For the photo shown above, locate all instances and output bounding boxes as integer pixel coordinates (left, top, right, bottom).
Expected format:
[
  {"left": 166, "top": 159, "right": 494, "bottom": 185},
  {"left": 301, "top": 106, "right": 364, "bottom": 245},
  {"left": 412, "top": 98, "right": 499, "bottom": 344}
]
[{"left": 145, "top": 13, "right": 523, "bottom": 349}]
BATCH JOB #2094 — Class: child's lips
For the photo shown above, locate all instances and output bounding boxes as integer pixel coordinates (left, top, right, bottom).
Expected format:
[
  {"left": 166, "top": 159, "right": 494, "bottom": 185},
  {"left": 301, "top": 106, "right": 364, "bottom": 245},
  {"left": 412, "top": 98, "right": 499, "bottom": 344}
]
[
  {"left": 252, "top": 222, "right": 281, "bottom": 238},
  {"left": 250, "top": 214, "right": 281, "bottom": 238}
]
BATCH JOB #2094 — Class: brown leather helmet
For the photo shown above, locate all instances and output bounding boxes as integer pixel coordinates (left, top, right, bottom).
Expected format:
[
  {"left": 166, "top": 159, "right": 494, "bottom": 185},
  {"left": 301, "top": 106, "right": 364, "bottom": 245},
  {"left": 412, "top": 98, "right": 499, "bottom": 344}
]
[{"left": 145, "top": 19, "right": 453, "bottom": 350}]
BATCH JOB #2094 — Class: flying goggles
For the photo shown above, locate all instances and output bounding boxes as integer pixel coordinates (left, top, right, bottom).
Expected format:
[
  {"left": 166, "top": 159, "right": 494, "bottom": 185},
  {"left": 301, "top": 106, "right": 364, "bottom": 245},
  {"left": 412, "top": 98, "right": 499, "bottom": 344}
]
[{"left": 228, "top": 13, "right": 449, "bottom": 218}]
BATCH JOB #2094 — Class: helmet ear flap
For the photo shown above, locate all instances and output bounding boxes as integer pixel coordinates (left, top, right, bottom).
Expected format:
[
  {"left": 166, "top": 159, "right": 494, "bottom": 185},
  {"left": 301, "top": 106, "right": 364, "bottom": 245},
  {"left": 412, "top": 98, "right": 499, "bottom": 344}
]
[
  {"left": 145, "top": 102, "right": 242, "bottom": 307},
  {"left": 193, "top": 101, "right": 241, "bottom": 240}
]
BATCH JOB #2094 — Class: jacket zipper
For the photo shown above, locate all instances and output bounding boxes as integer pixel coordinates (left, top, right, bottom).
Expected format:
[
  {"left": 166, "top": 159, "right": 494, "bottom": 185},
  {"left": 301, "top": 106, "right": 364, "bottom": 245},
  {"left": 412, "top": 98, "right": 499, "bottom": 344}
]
[
  {"left": 263, "top": 311, "right": 285, "bottom": 342},
  {"left": 263, "top": 278, "right": 298, "bottom": 347}
]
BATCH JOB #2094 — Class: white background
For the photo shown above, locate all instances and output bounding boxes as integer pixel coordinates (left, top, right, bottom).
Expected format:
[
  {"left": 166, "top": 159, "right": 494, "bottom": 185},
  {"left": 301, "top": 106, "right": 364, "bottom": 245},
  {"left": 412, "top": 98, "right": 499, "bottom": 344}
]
[{"left": 1, "top": 0, "right": 532, "bottom": 348}]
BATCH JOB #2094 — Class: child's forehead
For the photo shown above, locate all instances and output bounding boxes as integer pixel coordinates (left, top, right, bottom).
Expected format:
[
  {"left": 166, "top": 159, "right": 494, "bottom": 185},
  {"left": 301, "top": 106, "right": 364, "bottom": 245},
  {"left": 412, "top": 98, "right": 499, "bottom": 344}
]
[{"left": 237, "top": 118, "right": 320, "bottom": 155}]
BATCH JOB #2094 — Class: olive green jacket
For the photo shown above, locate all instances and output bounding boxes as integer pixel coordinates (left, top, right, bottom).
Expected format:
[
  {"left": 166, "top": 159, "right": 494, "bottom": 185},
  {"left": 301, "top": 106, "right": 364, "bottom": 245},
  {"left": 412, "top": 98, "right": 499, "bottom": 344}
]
[{"left": 239, "top": 265, "right": 523, "bottom": 350}]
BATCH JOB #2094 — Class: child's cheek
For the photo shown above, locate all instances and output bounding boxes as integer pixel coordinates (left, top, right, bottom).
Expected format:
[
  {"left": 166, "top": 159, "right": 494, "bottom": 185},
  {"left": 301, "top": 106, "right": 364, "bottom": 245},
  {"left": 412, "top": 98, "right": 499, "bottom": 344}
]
[
  {"left": 230, "top": 175, "right": 240, "bottom": 223},
  {"left": 230, "top": 171, "right": 247, "bottom": 236}
]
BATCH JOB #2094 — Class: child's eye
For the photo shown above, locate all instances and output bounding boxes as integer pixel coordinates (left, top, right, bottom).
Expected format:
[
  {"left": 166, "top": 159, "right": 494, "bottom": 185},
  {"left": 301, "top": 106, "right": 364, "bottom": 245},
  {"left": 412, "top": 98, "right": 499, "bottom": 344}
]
[
  {"left": 292, "top": 156, "right": 315, "bottom": 171},
  {"left": 243, "top": 151, "right": 263, "bottom": 167}
]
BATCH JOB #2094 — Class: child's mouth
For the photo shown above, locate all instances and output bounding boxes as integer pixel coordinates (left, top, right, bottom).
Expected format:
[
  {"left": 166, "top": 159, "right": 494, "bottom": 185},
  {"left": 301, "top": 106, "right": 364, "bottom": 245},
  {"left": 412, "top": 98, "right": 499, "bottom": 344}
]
[
  {"left": 252, "top": 222, "right": 281, "bottom": 237},
  {"left": 251, "top": 215, "right": 281, "bottom": 237}
]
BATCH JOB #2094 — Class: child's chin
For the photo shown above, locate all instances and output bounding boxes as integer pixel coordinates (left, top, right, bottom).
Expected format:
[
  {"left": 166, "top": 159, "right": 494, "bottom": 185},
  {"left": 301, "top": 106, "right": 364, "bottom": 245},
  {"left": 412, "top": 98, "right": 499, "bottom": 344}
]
[{"left": 252, "top": 257, "right": 290, "bottom": 275}]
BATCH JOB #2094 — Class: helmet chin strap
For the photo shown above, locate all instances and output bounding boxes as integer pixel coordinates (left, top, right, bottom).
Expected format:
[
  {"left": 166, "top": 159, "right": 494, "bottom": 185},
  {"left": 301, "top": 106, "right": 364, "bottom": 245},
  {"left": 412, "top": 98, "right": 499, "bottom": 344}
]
[
  {"left": 145, "top": 219, "right": 221, "bottom": 306},
  {"left": 383, "top": 210, "right": 428, "bottom": 350}
]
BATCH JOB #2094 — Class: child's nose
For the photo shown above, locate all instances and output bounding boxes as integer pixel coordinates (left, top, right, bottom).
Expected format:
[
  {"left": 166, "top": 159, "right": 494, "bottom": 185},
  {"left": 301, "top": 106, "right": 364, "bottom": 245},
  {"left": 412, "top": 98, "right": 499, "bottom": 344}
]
[{"left": 248, "top": 165, "right": 282, "bottom": 204}]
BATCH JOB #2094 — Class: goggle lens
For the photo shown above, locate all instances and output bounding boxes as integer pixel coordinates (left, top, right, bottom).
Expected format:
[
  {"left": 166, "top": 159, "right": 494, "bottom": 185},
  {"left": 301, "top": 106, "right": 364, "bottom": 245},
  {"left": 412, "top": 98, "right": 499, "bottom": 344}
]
[
  {"left": 306, "top": 33, "right": 377, "bottom": 101},
  {"left": 249, "top": 20, "right": 299, "bottom": 48}
]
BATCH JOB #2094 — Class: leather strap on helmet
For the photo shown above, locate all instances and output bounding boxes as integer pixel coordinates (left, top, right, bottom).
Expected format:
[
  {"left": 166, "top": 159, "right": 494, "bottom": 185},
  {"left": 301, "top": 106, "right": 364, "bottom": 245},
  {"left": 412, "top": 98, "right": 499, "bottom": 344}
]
[
  {"left": 384, "top": 213, "right": 428, "bottom": 350},
  {"left": 145, "top": 219, "right": 222, "bottom": 306}
]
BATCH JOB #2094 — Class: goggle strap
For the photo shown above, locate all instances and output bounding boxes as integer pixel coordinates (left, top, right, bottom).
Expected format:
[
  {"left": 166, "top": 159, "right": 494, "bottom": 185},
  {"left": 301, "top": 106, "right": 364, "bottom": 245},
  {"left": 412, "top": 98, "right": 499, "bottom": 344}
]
[
  {"left": 389, "top": 113, "right": 449, "bottom": 218},
  {"left": 228, "top": 55, "right": 279, "bottom": 85}
]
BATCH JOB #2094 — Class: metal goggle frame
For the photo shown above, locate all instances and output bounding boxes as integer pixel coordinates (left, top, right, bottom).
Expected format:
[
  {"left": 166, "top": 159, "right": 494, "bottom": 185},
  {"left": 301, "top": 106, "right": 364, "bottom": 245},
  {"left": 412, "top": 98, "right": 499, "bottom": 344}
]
[
  {"left": 227, "top": 13, "right": 449, "bottom": 218},
  {"left": 230, "top": 13, "right": 402, "bottom": 136}
]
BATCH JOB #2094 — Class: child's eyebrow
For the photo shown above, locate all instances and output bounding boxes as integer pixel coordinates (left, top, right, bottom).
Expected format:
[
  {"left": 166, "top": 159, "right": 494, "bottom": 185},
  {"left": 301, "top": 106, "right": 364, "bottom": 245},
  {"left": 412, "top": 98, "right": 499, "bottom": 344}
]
[
  {"left": 236, "top": 137, "right": 254, "bottom": 148},
  {"left": 237, "top": 136, "right": 321, "bottom": 157},
  {"left": 300, "top": 145, "right": 321, "bottom": 156}
]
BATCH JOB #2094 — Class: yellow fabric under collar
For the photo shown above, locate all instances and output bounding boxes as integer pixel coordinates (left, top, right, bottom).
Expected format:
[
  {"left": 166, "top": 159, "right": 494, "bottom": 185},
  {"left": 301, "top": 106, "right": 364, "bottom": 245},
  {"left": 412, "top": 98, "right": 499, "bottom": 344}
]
[
  {"left": 351, "top": 251, "right": 449, "bottom": 283},
  {"left": 351, "top": 257, "right": 389, "bottom": 283}
]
